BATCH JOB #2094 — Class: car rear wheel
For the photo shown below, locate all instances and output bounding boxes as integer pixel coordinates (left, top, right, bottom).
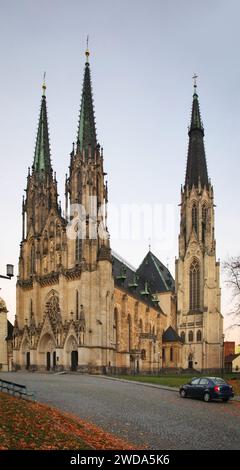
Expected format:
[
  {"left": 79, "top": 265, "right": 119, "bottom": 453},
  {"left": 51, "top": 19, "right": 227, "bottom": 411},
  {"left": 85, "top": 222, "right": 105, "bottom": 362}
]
[
  {"left": 203, "top": 392, "right": 211, "bottom": 402},
  {"left": 222, "top": 397, "right": 229, "bottom": 402},
  {"left": 180, "top": 389, "right": 186, "bottom": 398}
]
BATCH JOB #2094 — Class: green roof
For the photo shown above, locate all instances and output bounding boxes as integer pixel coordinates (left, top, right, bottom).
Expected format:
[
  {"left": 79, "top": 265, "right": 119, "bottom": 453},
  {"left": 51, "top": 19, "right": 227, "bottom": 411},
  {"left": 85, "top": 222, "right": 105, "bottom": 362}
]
[
  {"left": 77, "top": 57, "right": 97, "bottom": 158},
  {"left": 33, "top": 92, "right": 51, "bottom": 175}
]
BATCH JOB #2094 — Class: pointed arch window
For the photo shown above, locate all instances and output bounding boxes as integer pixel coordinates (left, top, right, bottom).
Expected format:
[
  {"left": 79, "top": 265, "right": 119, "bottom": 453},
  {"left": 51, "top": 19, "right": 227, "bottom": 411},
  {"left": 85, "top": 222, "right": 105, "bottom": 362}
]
[
  {"left": 197, "top": 330, "right": 202, "bottom": 342},
  {"left": 141, "top": 349, "right": 146, "bottom": 360},
  {"left": 189, "top": 258, "right": 200, "bottom": 310},
  {"left": 181, "top": 331, "right": 185, "bottom": 343},
  {"left": 43, "top": 231, "right": 48, "bottom": 254},
  {"left": 192, "top": 203, "right": 198, "bottom": 233},
  {"left": 202, "top": 204, "right": 208, "bottom": 243},
  {"left": 202, "top": 204, "right": 208, "bottom": 223},
  {"left": 188, "top": 330, "right": 194, "bottom": 342},
  {"left": 113, "top": 308, "right": 119, "bottom": 348},
  {"left": 75, "top": 225, "right": 82, "bottom": 263},
  {"left": 46, "top": 293, "right": 61, "bottom": 324},
  {"left": 127, "top": 314, "right": 131, "bottom": 352},
  {"left": 76, "top": 291, "right": 79, "bottom": 320},
  {"left": 30, "top": 244, "right": 35, "bottom": 275}
]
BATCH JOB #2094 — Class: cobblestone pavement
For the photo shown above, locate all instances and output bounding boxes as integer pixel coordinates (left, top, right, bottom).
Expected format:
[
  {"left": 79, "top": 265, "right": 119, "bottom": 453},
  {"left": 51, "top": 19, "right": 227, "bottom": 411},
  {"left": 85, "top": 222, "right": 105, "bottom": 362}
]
[{"left": 1, "top": 372, "right": 240, "bottom": 450}]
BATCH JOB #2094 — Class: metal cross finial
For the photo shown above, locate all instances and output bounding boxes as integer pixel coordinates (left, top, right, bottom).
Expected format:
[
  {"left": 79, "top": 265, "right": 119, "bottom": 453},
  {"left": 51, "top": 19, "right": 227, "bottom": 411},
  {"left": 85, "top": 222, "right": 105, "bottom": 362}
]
[
  {"left": 85, "top": 35, "right": 90, "bottom": 62},
  {"left": 148, "top": 238, "right": 151, "bottom": 252},
  {"left": 42, "top": 71, "right": 46, "bottom": 95},
  {"left": 192, "top": 73, "right": 198, "bottom": 90}
]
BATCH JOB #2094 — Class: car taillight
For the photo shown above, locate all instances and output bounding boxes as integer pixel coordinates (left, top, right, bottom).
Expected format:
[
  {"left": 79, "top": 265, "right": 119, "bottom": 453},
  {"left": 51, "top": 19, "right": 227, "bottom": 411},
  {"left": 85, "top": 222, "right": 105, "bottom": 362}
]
[{"left": 214, "top": 385, "right": 220, "bottom": 392}]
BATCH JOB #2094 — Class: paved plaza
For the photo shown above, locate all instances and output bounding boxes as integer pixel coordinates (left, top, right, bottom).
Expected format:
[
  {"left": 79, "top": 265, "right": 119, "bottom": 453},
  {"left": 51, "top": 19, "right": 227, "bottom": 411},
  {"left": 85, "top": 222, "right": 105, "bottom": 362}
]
[{"left": 1, "top": 372, "right": 240, "bottom": 450}]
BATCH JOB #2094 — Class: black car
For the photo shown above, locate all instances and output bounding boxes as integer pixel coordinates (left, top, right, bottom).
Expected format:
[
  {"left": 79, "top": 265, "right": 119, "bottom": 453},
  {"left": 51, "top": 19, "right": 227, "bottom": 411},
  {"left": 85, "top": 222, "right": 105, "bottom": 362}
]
[{"left": 179, "top": 377, "right": 234, "bottom": 402}]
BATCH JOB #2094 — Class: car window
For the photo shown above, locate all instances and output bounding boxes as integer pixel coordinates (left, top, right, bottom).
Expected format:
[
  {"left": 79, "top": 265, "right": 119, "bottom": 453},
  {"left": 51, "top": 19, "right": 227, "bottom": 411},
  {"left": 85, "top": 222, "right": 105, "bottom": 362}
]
[
  {"left": 199, "top": 378, "right": 209, "bottom": 385},
  {"left": 191, "top": 378, "right": 200, "bottom": 385},
  {"left": 212, "top": 378, "right": 226, "bottom": 384}
]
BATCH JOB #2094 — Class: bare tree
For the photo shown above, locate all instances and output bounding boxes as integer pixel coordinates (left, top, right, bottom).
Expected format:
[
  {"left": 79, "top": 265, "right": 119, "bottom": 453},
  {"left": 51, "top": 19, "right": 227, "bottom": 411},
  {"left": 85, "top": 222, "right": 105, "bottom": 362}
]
[{"left": 223, "top": 256, "right": 240, "bottom": 329}]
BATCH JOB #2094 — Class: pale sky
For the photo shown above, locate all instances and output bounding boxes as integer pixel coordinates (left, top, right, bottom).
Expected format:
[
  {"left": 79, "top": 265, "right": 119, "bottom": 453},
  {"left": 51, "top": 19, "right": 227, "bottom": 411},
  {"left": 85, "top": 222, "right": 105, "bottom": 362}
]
[{"left": 0, "top": 0, "right": 240, "bottom": 343}]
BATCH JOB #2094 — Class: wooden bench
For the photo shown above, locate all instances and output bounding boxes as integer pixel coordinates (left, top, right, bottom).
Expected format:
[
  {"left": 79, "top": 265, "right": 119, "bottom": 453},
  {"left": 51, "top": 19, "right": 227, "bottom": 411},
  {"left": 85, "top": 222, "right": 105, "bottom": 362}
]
[{"left": 0, "top": 378, "right": 35, "bottom": 400}]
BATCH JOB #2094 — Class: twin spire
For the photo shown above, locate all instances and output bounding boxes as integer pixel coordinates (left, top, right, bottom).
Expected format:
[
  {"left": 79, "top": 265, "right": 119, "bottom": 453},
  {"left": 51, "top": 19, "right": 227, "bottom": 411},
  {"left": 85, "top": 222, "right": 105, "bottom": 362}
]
[
  {"left": 33, "top": 43, "right": 97, "bottom": 177},
  {"left": 32, "top": 55, "right": 210, "bottom": 191},
  {"left": 77, "top": 45, "right": 97, "bottom": 157}
]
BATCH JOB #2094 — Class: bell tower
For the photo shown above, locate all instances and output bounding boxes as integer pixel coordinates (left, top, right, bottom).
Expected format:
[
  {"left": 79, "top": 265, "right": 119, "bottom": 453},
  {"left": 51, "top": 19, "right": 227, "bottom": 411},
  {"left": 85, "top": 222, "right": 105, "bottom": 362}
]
[
  {"left": 175, "top": 78, "right": 223, "bottom": 371},
  {"left": 65, "top": 46, "right": 110, "bottom": 269}
]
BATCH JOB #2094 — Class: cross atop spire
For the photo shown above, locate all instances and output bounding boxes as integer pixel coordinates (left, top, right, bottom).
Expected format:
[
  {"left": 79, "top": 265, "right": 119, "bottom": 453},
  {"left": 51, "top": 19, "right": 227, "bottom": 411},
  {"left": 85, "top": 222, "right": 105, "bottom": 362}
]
[
  {"left": 77, "top": 45, "right": 97, "bottom": 158},
  {"left": 33, "top": 80, "right": 52, "bottom": 175},
  {"left": 42, "top": 71, "right": 46, "bottom": 96},
  {"left": 85, "top": 35, "right": 90, "bottom": 63},
  {"left": 192, "top": 73, "right": 198, "bottom": 93}
]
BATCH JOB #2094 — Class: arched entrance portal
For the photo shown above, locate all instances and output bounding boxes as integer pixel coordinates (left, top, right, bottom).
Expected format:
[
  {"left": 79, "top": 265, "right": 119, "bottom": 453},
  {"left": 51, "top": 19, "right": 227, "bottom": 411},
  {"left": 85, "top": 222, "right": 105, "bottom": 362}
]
[
  {"left": 65, "top": 335, "right": 78, "bottom": 371},
  {"left": 38, "top": 333, "right": 56, "bottom": 371},
  {"left": 21, "top": 338, "right": 30, "bottom": 369},
  {"left": 71, "top": 351, "right": 78, "bottom": 371},
  {"left": 26, "top": 351, "right": 30, "bottom": 370},
  {"left": 53, "top": 351, "right": 57, "bottom": 369},
  {"left": 188, "top": 354, "right": 193, "bottom": 369},
  {"left": 46, "top": 351, "right": 51, "bottom": 371}
]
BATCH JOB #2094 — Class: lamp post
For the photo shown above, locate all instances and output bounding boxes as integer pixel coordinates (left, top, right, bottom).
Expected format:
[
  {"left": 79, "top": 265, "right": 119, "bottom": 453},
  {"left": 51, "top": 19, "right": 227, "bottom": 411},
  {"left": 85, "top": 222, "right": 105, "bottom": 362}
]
[{"left": 0, "top": 264, "right": 14, "bottom": 280}]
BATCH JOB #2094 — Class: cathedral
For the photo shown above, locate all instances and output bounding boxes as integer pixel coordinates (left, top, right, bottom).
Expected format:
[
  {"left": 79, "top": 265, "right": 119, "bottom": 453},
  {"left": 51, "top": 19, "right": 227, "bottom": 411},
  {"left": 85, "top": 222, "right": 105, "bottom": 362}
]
[{"left": 11, "top": 47, "right": 223, "bottom": 373}]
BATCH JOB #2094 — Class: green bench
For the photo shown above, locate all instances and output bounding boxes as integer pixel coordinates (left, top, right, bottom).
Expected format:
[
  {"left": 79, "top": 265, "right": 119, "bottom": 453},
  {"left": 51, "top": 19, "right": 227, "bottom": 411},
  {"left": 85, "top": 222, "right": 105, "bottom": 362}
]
[{"left": 0, "top": 378, "right": 35, "bottom": 400}]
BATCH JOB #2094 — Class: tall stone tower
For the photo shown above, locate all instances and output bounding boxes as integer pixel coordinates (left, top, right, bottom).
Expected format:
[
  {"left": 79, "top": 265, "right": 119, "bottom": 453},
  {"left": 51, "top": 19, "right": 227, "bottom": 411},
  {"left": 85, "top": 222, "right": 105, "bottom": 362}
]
[
  {"left": 66, "top": 46, "right": 111, "bottom": 268},
  {"left": 13, "top": 49, "right": 114, "bottom": 372},
  {"left": 175, "top": 80, "right": 223, "bottom": 372}
]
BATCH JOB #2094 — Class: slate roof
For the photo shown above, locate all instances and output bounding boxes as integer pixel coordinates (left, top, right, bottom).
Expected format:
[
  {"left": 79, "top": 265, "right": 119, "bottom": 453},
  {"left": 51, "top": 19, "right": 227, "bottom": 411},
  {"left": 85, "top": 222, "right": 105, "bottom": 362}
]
[
  {"left": 112, "top": 250, "right": 175, "bottom": 312},
  {"left": 162, "top": 326, "right": 183, "bottom": 343},
  {"left": 137, "top": 251, "right": 175, "bottom": 292},
  {"left": 185, "top": 90, "right": 209, "bottom": 188},
  {"left": 112, "top": 252, "right": 161, "bottom": 311}
]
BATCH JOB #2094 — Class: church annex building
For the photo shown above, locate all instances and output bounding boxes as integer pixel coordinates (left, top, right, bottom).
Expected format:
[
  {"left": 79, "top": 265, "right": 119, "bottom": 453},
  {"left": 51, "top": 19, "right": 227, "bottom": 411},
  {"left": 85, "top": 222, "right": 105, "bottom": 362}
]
[{"left": 10, "top": 48, "right": 223, "bottom": 374}]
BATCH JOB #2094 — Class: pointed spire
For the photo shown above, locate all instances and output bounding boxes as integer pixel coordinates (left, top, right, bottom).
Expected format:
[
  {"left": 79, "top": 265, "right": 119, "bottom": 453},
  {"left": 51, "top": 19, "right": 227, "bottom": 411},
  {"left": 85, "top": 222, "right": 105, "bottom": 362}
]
[
  {"left": 33, "top": 75, "right": 51, "bottom": 175},
  {"left": 185, "top": 76, "right": 209, "bottom": 188},
  {"left": 77, "top": 43, "right": 97, "bottom": 158}
]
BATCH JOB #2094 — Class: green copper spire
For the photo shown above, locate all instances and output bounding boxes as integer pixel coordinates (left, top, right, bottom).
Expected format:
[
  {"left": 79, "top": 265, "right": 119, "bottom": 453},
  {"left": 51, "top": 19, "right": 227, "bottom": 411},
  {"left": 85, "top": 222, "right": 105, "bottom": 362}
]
[
  {"left": 33, "top": 76, "right": 51, "bottom": 175},
  {"left": 185, "top": 76, "right": 209, "bottom": 188},
  {"left": 77, "top": 46, "right": 97, "bottom": 157}
]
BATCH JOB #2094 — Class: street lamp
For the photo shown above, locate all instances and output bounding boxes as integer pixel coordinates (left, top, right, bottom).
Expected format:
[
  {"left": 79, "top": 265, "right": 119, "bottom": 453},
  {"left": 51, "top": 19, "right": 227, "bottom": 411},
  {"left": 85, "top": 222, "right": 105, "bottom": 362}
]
[{"left": 0, "top": 264, "right": 14, "bottom": 280}]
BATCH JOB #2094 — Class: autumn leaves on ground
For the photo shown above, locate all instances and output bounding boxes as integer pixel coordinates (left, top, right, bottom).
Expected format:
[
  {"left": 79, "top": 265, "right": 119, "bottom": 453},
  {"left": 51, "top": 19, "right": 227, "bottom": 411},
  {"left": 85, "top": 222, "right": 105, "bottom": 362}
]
[{"left": 0, "top": 392, "right": 135, "bottom": 450}]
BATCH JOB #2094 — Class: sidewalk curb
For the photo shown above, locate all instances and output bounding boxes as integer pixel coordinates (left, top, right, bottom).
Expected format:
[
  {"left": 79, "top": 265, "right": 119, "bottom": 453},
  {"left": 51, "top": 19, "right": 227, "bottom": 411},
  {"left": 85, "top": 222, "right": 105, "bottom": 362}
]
[
  {"left": 93, "top": 375, "right": 180, "bottom": 393},
  {"left": 92, "top": 375, "right": 240, "bottom": 401}
]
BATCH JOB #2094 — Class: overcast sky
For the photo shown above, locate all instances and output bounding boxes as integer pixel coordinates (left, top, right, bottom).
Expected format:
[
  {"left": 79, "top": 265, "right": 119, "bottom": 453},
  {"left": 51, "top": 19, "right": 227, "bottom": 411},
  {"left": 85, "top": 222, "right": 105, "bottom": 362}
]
[{"left": 0, "top": 0, "right": 240, "bottom": 343}]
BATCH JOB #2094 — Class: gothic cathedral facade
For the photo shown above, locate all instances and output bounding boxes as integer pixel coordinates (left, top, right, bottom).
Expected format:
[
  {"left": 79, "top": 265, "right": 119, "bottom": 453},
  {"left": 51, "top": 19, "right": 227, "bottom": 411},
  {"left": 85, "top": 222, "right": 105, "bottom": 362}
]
[{"left": 12, "top": 50, "right": 223, "bottom": 373}]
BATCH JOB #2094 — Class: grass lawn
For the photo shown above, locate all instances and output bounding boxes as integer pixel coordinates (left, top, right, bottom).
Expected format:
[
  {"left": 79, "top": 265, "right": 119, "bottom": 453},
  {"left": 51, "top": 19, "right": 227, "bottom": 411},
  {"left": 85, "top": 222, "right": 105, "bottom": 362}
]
[
  {"left": 115, "top": 374, "right": 240, "bottom": 394},
  {"left": 0, "top": 392, "right": 135, "bottom": 450}
]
